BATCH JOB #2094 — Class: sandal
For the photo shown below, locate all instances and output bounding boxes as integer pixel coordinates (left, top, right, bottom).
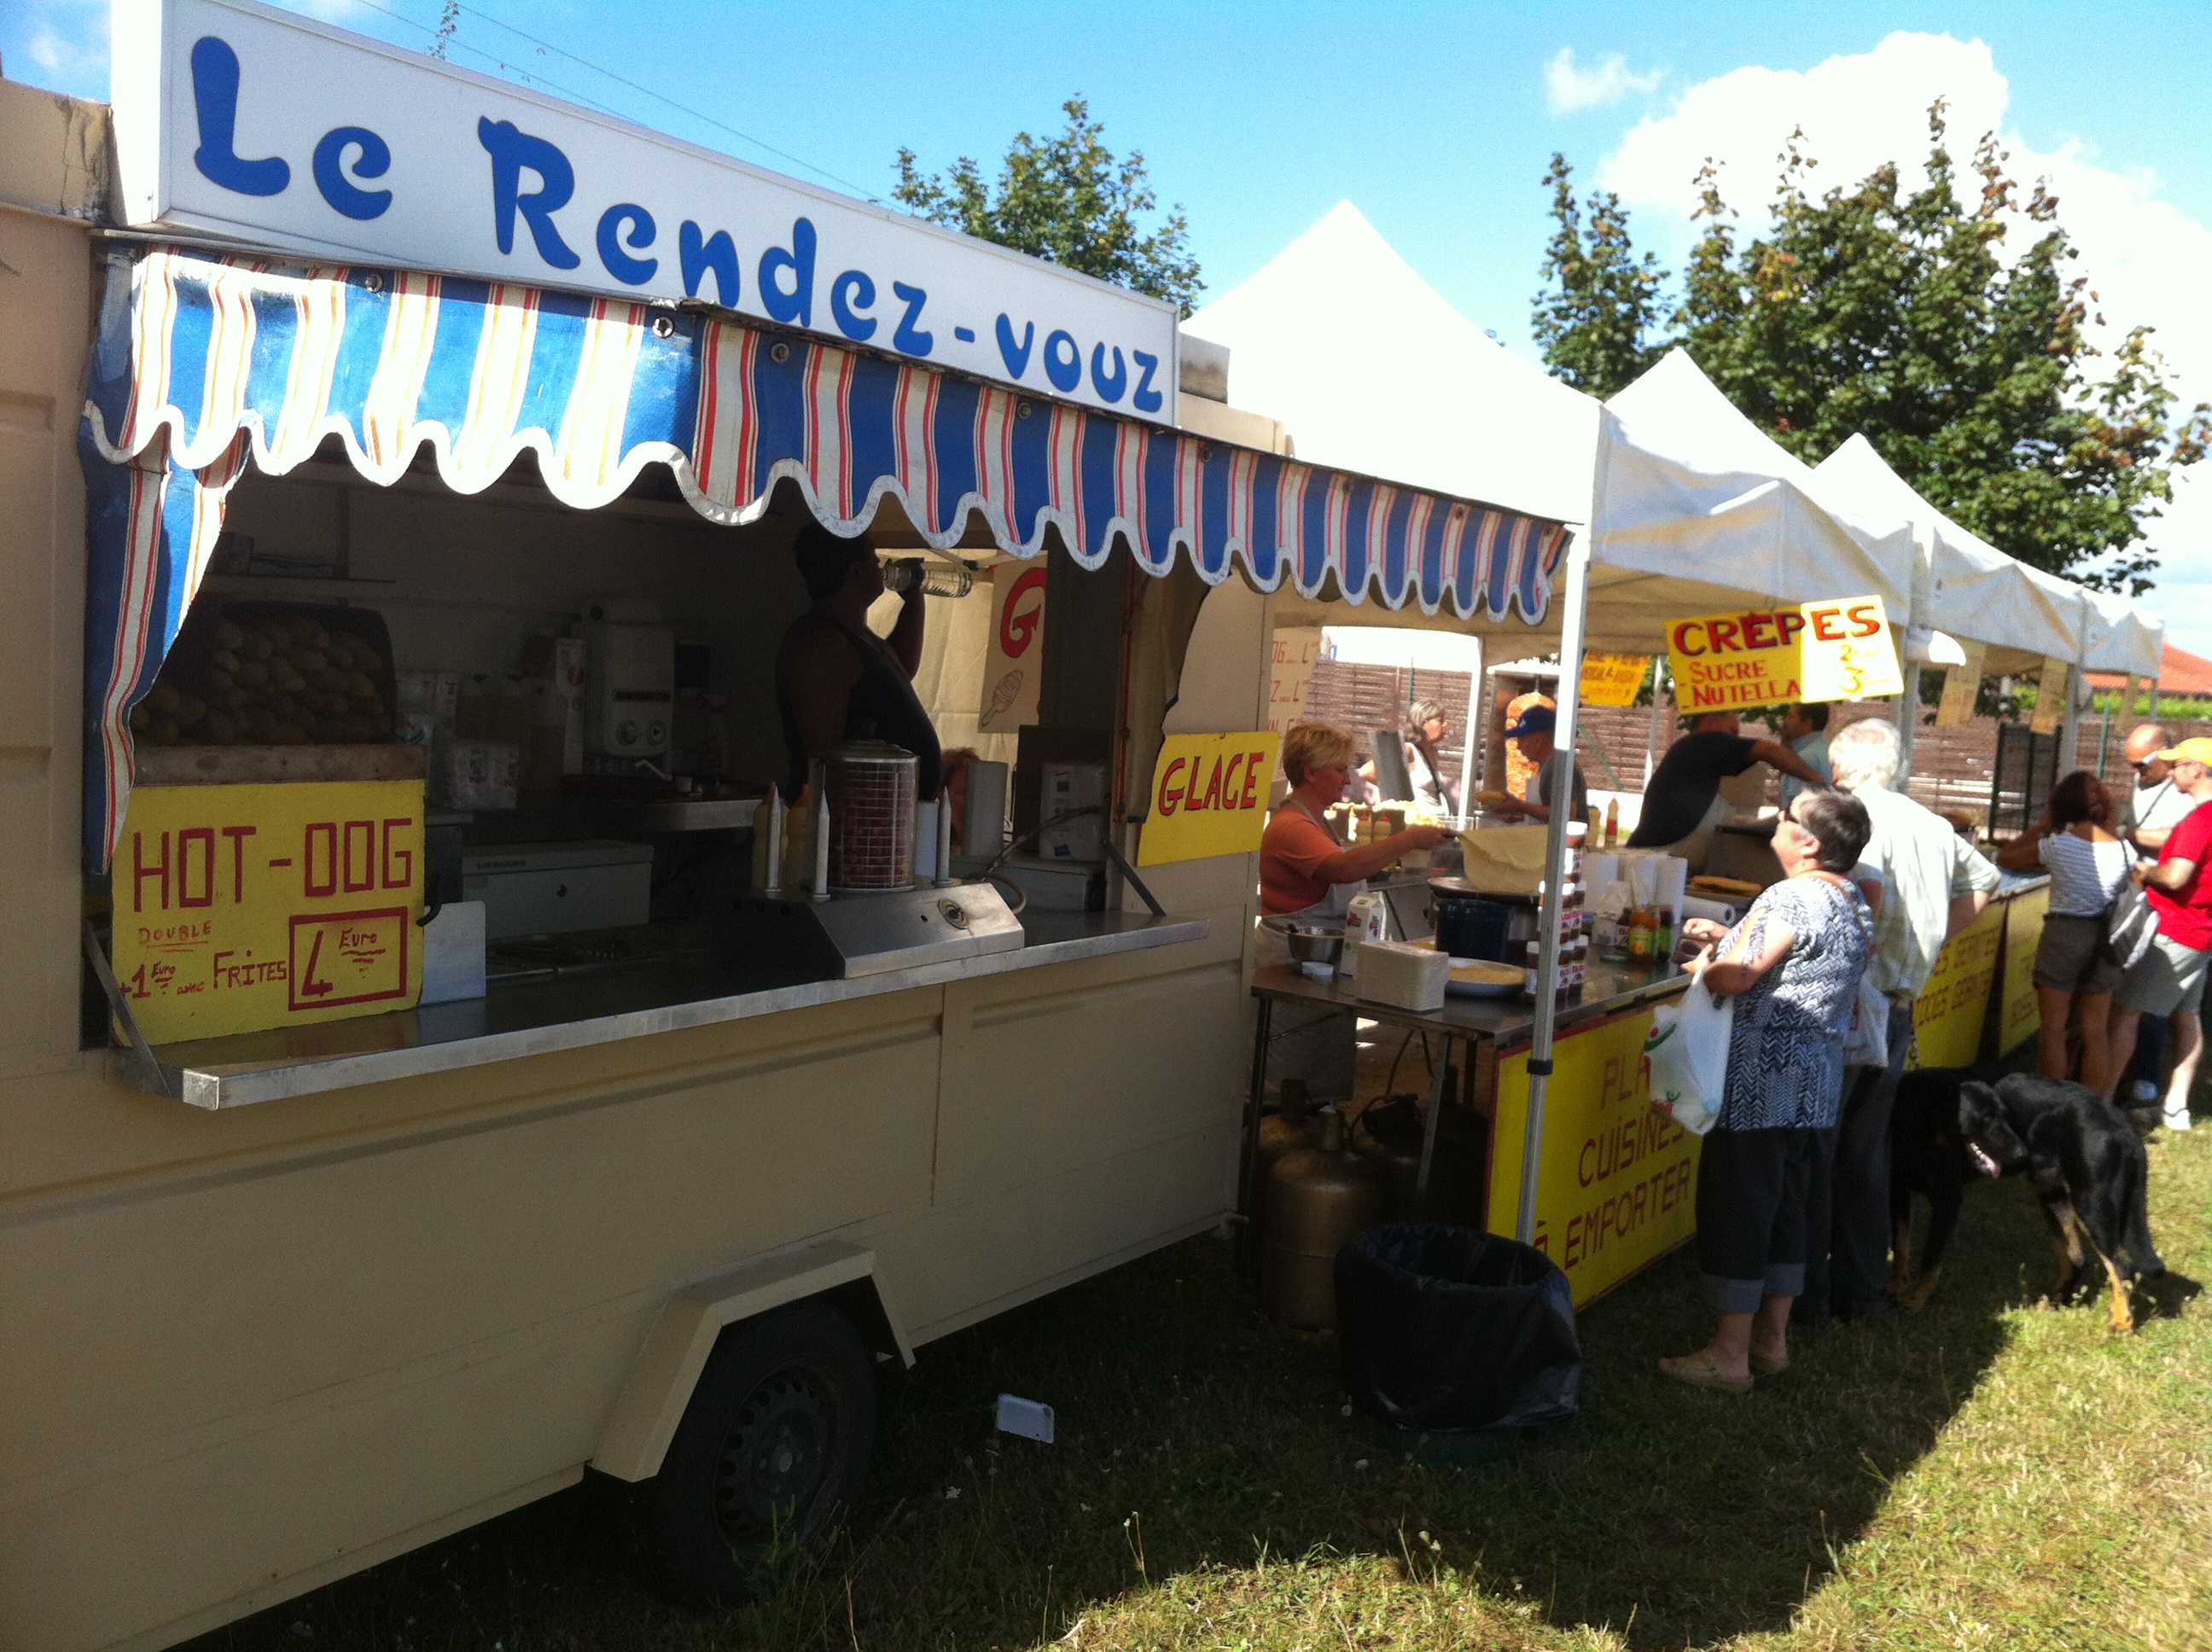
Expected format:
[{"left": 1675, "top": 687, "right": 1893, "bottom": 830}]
[
  {"left": 1749, "top": 1352, "right": 1790, "bottom": 1377},
  {"left": 1657, "top": 1350, "right": 1754, "bottom": 1395}
]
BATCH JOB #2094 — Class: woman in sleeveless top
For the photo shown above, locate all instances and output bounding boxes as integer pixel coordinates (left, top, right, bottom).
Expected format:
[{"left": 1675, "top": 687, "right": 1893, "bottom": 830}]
[
  {"left": 1659, "top": 786, "right": 1874, "bottom": 1395},
  {"left": 775, "top": 524, "right": 942, "bottom": 800},
  {"left": 1996, "top": 770, "right": 2131, "bottom": 1091}
]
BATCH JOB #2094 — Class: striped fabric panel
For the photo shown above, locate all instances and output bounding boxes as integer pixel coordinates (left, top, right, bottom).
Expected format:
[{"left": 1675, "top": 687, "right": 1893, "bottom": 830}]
[{"left": 78, "top": 246, "right": 1566, "bottom": 865}]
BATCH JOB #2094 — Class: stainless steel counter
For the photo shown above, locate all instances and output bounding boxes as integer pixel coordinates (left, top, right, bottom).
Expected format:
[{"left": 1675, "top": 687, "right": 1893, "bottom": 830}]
[{"left": 121, "top": 910, "right": 1209, "bottom": 1111}]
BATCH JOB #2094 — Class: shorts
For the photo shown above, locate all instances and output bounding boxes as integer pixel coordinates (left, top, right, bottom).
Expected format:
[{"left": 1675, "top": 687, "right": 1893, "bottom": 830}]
[
  {"left": 2115, "top": 932, "right": 2210, "bottom": 1017},
  {"left": 2033, "top": 912, "right": 2122, "bottom": 996}
]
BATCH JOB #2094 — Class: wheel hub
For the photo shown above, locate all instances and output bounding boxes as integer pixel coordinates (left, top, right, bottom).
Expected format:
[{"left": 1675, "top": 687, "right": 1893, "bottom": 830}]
[{"left": 713, "top": 1366, "right": 835, "bottom": 1551}]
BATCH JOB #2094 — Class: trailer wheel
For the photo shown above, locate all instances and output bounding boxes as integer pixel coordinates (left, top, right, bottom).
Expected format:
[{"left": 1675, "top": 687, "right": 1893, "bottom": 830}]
[{"left": 636, "top": 1300, "right": 877, "bottom": 1606}]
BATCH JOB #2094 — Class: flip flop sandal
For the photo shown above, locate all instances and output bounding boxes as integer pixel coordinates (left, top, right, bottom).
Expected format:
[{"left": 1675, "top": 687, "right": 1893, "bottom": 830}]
[
  {"left": 1749, "top": 1352, "right": 1790, "bottom": 1377},
  {"left": 1658, "top": 1352, "right": 1754, "bottom": 1395}
]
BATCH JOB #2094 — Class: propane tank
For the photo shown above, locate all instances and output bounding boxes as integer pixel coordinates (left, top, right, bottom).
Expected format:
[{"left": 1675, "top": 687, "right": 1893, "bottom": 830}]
[
  {"left": 1243, "top": 1077, "right": 1322, "bottom": 1268},
  {"left": 1351, "top": 1084, "right": 1487, "bottom": 1225},
  {"left": 1262, "top": 1110, "right": 1383, "bottom": 1330}
]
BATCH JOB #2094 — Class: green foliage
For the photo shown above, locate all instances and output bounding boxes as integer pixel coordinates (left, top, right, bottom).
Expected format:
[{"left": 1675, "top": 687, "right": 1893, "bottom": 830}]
[
  {"left": 1530, "top": 156, "right": 1670, "bottom": 398},
  {"left": 1534, "top": 106, "right": 2211, "bottom": 594},
  {"left": 894, "top": 97, "right": 1203, "bottom": 315}
]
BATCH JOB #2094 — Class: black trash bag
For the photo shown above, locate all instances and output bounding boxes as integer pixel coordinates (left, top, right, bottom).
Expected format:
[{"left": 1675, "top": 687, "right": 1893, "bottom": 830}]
[{"left": 1335, "top": 1223, "right": 1581, "bottom": 1431}]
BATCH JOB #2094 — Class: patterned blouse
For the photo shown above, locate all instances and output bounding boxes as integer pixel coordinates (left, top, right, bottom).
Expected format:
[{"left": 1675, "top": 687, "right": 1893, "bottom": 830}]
[{"left": 1717, "top": 875, "right": 1874, "bottom": 1132}]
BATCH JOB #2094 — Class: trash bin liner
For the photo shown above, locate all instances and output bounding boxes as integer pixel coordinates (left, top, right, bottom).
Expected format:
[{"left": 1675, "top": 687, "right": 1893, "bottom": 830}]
[{"left": 1335, "top": 1223, "right": 1581, "bottom": 1430}]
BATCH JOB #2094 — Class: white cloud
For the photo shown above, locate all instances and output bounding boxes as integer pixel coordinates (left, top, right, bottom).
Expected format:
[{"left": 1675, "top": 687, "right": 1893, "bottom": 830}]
[
  {"left": 26, "top": 27, "right": 67, "bottom": 70},
  {"left": 1544, "top": 48, "right": 1662, "bottom": 116},
  {"left": 1598, "top": 30, "right": 2212, "bottom": 653}
]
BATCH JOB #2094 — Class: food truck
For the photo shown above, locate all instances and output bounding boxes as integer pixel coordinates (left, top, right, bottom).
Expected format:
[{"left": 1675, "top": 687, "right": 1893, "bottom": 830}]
[{"left": 0, "top": 7, "right": 1580, "bottom": 1648}]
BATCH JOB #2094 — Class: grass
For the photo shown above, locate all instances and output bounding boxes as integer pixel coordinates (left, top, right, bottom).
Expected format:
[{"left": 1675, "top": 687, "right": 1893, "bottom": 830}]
[{"left": 188, "top": 1111, "right": 2212, "bottom": 1652}]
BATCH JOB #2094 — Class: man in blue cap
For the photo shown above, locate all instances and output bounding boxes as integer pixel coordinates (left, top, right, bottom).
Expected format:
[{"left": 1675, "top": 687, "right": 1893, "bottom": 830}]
[{"left": 1488, "top": 704, "right": 1589, "bottom": 826}]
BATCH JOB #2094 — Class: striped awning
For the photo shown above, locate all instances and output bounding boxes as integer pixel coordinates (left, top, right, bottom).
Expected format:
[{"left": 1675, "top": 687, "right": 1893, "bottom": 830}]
[{"left": 79, "top": 246, "right": 1569, "bottom": 868}]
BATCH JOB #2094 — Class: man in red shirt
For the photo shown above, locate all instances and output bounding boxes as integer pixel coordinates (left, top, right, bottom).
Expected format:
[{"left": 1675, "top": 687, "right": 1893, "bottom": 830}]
[{"left": 2106, "top": 736, "right": 2212, "bottom": 1131}]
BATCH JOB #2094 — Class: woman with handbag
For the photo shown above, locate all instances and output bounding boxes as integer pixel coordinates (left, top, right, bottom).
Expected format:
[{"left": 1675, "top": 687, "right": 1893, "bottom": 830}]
[
  {"left": 1658, "top": 788, "right": 1874, "bottom": 1394},
  {"left": 1995, "top": 771, "right": 2132, "bottom": 1091}
]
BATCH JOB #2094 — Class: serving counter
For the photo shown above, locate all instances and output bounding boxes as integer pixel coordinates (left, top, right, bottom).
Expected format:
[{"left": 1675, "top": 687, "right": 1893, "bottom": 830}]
[{"left": 117, "top": 910, "right": 1208, "bottom": 1110}]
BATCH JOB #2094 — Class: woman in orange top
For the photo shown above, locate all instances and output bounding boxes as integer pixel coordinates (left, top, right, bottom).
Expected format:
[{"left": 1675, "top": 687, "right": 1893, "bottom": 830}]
[
  {"left": 1259, "top": 723, "right": 1452, "bottom": 1106},
  {"left": 1263, "top": 722, "right": 1452, "bottom": 917}
]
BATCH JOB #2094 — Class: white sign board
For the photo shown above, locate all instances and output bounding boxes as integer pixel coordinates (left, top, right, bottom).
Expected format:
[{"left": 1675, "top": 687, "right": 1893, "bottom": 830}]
[{"left": 110, "top": 0, "right": 1179, "bottom": 421}]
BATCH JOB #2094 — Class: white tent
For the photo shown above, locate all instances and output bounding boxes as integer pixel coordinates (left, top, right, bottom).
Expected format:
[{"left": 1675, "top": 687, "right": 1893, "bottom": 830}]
[{"left": 1179, "top": 201, "right": 1598, "bottom": 529}]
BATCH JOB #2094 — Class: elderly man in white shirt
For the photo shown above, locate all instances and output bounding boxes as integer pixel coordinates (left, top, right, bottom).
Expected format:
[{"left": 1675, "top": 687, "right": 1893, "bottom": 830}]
[{"left": 1805, "top": 716, "right": 2001, "bottom": 1322}]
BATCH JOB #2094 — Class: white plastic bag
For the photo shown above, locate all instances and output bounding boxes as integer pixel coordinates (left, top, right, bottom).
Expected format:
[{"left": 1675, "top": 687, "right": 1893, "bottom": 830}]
[
  {"left": 1840, "top": 969, "right": 1890, "bottom": 1069},
  {"left": 1644, "top": 962, "right": 1734, "bottom": 1136}
]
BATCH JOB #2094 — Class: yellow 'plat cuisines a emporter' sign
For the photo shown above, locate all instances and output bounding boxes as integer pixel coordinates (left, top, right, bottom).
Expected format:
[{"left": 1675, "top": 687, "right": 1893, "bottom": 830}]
[
  {"left": 1138, "top": 732, "right": 1281, "bottom": 867},
  {"left": 113, "top": 780, "right": 425, "bottom": 1043},
  {"left": 1666, "top": 596, "right": 1904, "bottom": 712}
]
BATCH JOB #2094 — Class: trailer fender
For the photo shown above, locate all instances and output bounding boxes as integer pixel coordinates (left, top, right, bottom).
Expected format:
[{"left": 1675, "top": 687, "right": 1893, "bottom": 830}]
[{"left": 592, "top": 1237, "right": 911, "bottom": 1482}]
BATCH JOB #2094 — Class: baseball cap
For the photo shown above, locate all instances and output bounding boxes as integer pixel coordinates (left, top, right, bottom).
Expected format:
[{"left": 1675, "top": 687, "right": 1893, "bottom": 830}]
[
  {"left": 1503, "top": 706, "right": 1557, "bottom": 740},
  {"left": 2155, "top": 736, "right": 2212, "bottom": 765}
]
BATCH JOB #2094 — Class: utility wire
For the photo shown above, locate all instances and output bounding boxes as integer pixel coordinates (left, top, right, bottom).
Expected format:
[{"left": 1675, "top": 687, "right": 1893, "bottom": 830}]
[{"left": 346, "top": 0, "right": 883, "bottom": 201}]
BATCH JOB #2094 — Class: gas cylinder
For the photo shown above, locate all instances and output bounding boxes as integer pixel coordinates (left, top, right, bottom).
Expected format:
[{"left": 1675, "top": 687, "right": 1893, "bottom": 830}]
[
  {"left": 1243, "top": 1077, "right": 1324, "bottom": 1269},
  {"left": 1351, "top": 1087, "right": 1488, "bottom": 1225},
  {"left": 1261, "top": 1111, "right": 1383, "bottom": 1330}
]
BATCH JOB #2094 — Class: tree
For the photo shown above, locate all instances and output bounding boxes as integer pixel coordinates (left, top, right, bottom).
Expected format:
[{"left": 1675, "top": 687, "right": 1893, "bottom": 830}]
[
  {"left": 894, "top": 97, "right": 1203, "bottom": 315},
  {"left": 1530, "top": 155, "right": 1670, "bottom": 398},
  {"left": 1532, "top": 108, "right": 2209, "bottom": 592}
]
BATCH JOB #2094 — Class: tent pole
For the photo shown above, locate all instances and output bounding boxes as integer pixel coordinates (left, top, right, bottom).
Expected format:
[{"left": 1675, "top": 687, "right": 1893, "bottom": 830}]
[
  {"left": 1517, "top": 532, "right": 1592, "bottom": 1248},
  {"left": 1457, "top": 639, "right": 1483, "bottom": 827},
  {"left": 1644, "top": 658, "right": 1668, "bottom": 788},
  {"left": 1894, "top": 666, "right": 1919, "bottom": 784}
]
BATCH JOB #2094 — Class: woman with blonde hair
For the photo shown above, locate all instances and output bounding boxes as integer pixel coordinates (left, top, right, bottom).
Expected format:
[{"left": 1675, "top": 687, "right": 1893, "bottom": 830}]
[{"left": 1258, "top": 723, "right": 1452, "bottom": 1104}]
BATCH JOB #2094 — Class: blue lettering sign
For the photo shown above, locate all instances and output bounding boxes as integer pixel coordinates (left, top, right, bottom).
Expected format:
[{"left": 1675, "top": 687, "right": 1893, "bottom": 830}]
[
  {"left": 679, "top": 222, "right": 739, "bottom": 305},
  {"left": 1090, "top": 343, "right": 1127, "bottom": 404},
  {"left": 996, "top": 316, "right": 1035, "bottom": 379},
  {"left": 311, "top": 126, "right": 392, "bottom": 221},
  {"left": 1132, "top": 350, "right": 1164, "bottom": 414},
  {"left": 597, "top": 203, "right": 658, "bottom": 285},
  {"left": 830, "top": 270, "right": 877, "bottom": 341},
  {"left": 476, "top": 118, "right": 580, "bottom": 270},
  {"left": 890, "top": 282, "right": 933, "bottom": 357},
  {"left": 189, "top": 36, "right": 288, "bottom": 197},
  {"left": 759, "top": 218, "right": 816, "bottom": 328},
  {"left": 1042, "top": 329, "right": 1081, "bottom": 393}
]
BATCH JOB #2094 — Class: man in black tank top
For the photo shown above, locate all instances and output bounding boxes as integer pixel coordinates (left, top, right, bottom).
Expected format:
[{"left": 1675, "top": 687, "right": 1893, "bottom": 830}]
[{"left": 775, "top": 523, "right": 944, "bottom": 800}]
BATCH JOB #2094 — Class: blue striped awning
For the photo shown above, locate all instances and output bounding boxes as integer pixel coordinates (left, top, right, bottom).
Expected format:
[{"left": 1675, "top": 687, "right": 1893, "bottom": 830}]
[{"left": 79, "top": 246, "right": 1569, "bottom": 869}]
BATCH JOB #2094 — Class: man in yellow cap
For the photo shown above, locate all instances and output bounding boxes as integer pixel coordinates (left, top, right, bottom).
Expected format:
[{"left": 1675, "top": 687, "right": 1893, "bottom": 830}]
[{"left": 2104, "top": 736, "right": 2212, "bottom": 1131}]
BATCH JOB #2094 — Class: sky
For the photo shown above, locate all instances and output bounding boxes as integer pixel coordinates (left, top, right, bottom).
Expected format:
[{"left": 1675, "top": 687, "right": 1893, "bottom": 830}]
[{"left": 9, "top": 0, "right": 2212, "bottom": 647}]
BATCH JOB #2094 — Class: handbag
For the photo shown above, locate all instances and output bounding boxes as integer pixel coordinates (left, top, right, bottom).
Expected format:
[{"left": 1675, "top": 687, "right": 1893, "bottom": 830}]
[
  {"left": 2104, "top": 879, "right": 2160, "bottom": 971},
  {"left": 1644, "top": 958, "right": 1734, "bottom": 1137}
]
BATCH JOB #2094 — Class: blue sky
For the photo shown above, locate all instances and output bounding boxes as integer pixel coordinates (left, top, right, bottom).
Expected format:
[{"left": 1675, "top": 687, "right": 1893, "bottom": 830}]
[{"left": 9, "top": 0, "right": 2212, "bottom": 631}]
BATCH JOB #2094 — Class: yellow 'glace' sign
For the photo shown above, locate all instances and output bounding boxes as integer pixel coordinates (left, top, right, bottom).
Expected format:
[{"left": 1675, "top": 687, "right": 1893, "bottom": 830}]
[
  {"left": 113, "top": 779, "right": 425, "bottom": 1043},
  {"left": 1137, "top": 731, "right": 1280, "bottom": 866},
  {"left": 1667, "top": 595, "right": 1903, "bottom": 712}
]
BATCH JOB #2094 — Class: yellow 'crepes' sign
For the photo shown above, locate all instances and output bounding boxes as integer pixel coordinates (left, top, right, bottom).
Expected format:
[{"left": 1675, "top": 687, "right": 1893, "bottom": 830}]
[
  {"left": 1579, "top": 652, "right": 1649, "bottom": 707},
  {"left": 1138, "top": 731, "right": 1280, "bottom": 866},
  {"left": 113, "top": 780, "right": 425, "bottom": 1043},
  {"left": 1666, "top": 595, "right": 1904, "bottom": 712}
]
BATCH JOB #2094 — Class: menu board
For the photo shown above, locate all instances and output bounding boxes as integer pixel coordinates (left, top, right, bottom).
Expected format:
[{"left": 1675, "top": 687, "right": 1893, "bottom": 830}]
[{"left": 112, "top": 780, "right": 424, "bottom": 1043}]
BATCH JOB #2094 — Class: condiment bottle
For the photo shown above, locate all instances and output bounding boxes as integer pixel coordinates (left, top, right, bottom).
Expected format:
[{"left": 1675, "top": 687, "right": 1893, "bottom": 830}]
[{"left": 1628, "top": 905, "right": 1656, "bottom": 961}]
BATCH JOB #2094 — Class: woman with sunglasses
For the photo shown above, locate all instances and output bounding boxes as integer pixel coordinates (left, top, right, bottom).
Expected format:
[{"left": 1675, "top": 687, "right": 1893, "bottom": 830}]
[
  {"left": 1995, "top": 770, "right": 2131, "bottom": 1091},
  {"left": 1659, "top": 787, "right": 1874, "bottom": 1394}
]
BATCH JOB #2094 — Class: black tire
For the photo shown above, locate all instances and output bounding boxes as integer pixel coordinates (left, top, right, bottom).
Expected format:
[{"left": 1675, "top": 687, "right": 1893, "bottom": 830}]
[{"left": 635, "top": 1300, "right": 877, "bottom": 1607}]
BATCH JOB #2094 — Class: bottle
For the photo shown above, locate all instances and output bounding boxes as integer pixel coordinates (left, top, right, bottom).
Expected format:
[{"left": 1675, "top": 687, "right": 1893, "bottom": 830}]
[
  {"left": 881, "top": 561, "right": 976, "bottom": 598},
  {"left": 1604, "top": 798, "right": 1620, "bottom": 848},
  {"left": 1628, "top": 905, "right": 1656, "bottom": 962}
]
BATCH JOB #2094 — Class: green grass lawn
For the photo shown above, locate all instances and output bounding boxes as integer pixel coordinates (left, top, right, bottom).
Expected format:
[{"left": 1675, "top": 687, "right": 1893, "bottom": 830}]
[{"left": 190, "top": 1116, "right": 2211, "bottom": 1652}]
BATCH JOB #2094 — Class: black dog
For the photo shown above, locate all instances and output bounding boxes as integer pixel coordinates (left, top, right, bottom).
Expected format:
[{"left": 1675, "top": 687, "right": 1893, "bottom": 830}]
[
  {"left": 1885, "top": 1067, "right": 1982, "bottom": 1310},
  {"left": 1958, "top": 1074, "right": 2164, "bottom": 1332}
]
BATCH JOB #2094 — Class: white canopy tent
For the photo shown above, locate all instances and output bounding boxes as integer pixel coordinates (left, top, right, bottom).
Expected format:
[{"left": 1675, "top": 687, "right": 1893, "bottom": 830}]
[{"left": 1190, "top": 203, "right": 2169, "bottom": 1242}]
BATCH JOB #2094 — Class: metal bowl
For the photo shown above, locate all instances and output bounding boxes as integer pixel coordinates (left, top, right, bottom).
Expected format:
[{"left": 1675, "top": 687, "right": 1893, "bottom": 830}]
[{"left": 1263, "top": 916, "right": 1345, "bottom": 966}]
